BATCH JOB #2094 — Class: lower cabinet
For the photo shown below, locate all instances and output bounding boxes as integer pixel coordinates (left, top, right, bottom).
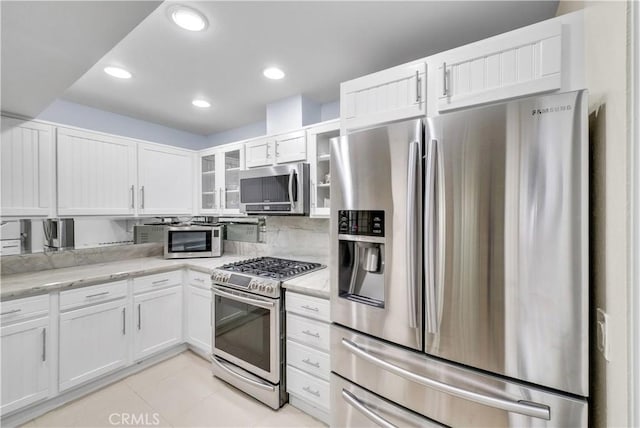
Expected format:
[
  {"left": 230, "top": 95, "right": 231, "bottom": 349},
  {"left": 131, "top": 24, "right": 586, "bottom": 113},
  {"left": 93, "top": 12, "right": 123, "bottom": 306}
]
[
  {"left": 285, "top": 291, "right": 330, "bottom": 424},
  {"left": 133, "top": 285, "right": 183, "bottom": 361},
  {"left": 185, "top": 271, "right": 212, "bottom": 353},
  {"left": 1, "top": 308, "right": 50, "bottom": 414},
  {"left": 59, "top": 297, "right": 128, "bottom": 392}
]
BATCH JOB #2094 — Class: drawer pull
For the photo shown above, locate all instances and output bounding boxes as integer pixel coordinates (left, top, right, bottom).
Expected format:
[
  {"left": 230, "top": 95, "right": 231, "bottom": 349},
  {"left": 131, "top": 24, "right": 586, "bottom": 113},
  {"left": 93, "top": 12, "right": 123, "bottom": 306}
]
[
  {"left": 0, "top": 309, "right": 21, "bottom": 316},
  {"left": 302, "top": 358, "right": 320, "bottom": 368},
  {"left": 152, "top": 279, "right": 170, "bottom": 285},
  {"left": 301, "top": 305, "right": 319, "bottom": 312},
  {"left": 303, "top": 386, "right": 320, "bottom": 397},
  {"left": 86, "top": 291, "right": 109, "bottom": 299},
  {"left": 302, "top": 330, "right": 320, "bottom": 338},
  {"left": 2, "top": 245, "right": 19, "bottom": 248},
  {"left": 194, "top": 277, "right": 205, "bottom": 283}
]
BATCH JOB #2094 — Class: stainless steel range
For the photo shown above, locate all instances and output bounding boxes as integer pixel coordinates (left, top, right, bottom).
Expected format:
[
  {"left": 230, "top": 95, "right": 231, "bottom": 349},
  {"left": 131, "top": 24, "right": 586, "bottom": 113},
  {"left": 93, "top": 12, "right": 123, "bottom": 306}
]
[{"left": 210, "top": 257, "right": 324, "bottom": 409}]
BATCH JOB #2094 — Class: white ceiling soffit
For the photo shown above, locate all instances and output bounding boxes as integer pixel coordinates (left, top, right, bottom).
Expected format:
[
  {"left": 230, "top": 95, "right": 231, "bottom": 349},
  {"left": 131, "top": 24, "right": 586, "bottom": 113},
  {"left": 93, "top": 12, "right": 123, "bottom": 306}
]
[
  {"left": 63, "top": 1, "right": 558, "bottom": 136},
  {"left": 0, "top": 0, "right": 162, "bottom": 119}
]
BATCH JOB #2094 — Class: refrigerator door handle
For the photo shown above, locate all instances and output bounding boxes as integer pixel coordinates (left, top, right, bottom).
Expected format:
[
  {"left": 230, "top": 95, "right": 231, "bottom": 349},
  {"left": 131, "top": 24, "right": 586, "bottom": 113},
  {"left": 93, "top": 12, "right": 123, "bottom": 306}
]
[
  {"left": 341, "top": 388, "right": 398, "bottom": 428},
  {"left": 424, "top": 139, "right": 438, "bottom": 333},
  {"left": 341, "top": 338, "right": 551, "bottom": 420},
  {"left": 406, "top": 141, "right": 420, "bottom": 329}
]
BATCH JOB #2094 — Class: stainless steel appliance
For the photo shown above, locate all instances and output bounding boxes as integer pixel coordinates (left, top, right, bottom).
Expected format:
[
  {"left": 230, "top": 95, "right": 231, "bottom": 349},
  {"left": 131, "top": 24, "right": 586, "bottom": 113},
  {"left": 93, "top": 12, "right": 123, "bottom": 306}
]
[
  {"left": 211, "top": 257, "right": 324, "bottom": 409},
  {"left": 330, "top": 91, "right": 589, "bottom": 427},
  {"left": 134, "top": 224, "right": 166, "bottom": 244},
  {"left": 164, "top": 224, "right": 223, "bottom": 259},
  {"left": 238, "top": 162, "right": 309, "bottom": 215},
  {"left": 43, "top": 218, "right": 74, "bottom": 252}
]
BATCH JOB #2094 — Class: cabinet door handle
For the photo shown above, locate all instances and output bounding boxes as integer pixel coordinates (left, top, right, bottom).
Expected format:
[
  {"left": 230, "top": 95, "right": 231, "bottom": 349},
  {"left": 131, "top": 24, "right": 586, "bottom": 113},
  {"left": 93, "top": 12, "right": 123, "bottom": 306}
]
[
  {"left": 219, "top": 188, "right": 223, "bottom": 209},
  {"left": 303, "top": 385, "right": 320, "bottom": 397},
  {"left": 0, "top": 309, "right": 21, "bottom": 316},
  {"left": 415, "top": 69, "right": 421, "bottom": 102},
  {"left": 266, "top": 144, "right": 271, "bottom": 159},
  {"left": 130, "top": 185, "right": 135, "bottom": 209},
  {"left": 122, "top": 307, "right": 126, "bottom": 335},
  {"left": 138, "top": 304, "right": 141, "bottom": 330},
  {"left": 302, "top": 330, "right": 320, "bottom": 338},
  {"left": 152, "top": 279, "right": 169, "bottom": 285},
  {"left": 302, "top": 358, "right": 320, "bottom": 368},
  {"left": 301, "top": 305, "right": 319, "bottom": 312},
  {"left": 442, "top": 62, "right": 448, "bottom": 96},
  {"left": 140, "top": 186, "right": 145, "bottom": 209},
  {"left": 42, "top": 328, "right": 46, "bottom": 362}
]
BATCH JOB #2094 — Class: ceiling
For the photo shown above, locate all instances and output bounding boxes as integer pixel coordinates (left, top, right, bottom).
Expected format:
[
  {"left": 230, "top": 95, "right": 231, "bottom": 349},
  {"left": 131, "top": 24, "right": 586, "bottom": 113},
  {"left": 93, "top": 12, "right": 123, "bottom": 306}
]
[
  {"left": 0, "top": 1, "right": 161, "bottom": 119},
  {"left": 2, "top": 1, "right": 559, "bottom": 136}
]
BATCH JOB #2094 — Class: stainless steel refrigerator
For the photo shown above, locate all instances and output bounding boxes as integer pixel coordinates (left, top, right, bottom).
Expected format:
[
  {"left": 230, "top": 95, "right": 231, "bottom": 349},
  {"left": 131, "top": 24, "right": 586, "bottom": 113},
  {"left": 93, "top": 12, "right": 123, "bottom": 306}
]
[{"left": 330, "top": 90, "right": 588, "bottom": 427}]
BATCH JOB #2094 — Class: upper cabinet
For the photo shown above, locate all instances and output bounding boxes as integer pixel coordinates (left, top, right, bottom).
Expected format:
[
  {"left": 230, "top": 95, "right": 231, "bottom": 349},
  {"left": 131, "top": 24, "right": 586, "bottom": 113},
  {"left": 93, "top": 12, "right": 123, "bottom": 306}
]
[
  {"left": 427, "top": 12, "right": 584, "bottom": 114},
  {"left": 0, "top": 117, "right": 54, "bottom": 217},
  {"left": 340, "top": 60, "right": 426, "bottom": 131},
  {"left": 306, "top": 120, "right": 339, "bottom": 218},
  {"left": 199, "top": 143, "right": 244, "bottom": 215},
  {"left": 245, "top": 130, "right": 306, "bottom": 168},
  {"left": 57, "top": 127, "right": 137, "bottom": 216},
  {"left": 138, "top": 143, "right": 193, "bottom": 216}
]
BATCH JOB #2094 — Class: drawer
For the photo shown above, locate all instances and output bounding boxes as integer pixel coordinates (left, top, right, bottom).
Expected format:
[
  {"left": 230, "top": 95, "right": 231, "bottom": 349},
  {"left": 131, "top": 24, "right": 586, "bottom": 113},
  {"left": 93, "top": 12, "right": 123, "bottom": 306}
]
[
  {"left": 188, "top": 270, "right": 211, "bottom": 289},
  {"left": 287, "top": 365, "right": 330, "bottom": 411},
  {"left": 60, "top": 280, "right": 127, "bottom": 311},
  {"left": 0, "top": 294, "right": 49, "bottom": 323},
  {"left": 286, "top": 292, "right": 329, "bottom": 322},
  {"left": 133, "top": 270, "right": 182, "bottom": 294},
  {"left": 0, "top": 239, "right": 21, "bottom": 256},
  {"left": 286, "top": 313, "right": 330, "bottom": 351},
  {"left": 287, "top": 339, "right": 330, "bottom": 381}
]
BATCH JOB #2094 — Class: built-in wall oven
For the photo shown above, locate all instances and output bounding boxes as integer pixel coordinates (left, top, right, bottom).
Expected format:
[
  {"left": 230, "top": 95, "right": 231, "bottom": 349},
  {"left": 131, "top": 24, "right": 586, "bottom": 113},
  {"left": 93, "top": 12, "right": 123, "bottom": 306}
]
[{"left": 210, "top": 257, "right": 324, "bottom": 410}]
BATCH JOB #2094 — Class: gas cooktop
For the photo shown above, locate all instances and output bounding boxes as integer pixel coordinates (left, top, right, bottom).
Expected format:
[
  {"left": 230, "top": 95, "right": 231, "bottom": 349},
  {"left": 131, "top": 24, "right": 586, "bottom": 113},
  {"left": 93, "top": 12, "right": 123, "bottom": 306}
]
[{"left": 211, "top": 257, "right": 324, "bottom": 298}]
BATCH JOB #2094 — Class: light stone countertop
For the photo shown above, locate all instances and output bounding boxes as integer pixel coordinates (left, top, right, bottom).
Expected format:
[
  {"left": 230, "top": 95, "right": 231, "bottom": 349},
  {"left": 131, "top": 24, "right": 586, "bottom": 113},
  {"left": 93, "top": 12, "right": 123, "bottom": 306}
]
[{"left": 1, "top": 255, "right": 330, "bottom": 300}]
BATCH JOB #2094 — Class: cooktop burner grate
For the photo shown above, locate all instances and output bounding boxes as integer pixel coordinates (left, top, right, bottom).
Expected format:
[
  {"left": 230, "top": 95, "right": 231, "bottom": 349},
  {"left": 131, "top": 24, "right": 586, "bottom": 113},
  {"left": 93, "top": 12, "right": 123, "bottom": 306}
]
[{"left": 219, "top": 257, "right": 323, "bottom": 280}]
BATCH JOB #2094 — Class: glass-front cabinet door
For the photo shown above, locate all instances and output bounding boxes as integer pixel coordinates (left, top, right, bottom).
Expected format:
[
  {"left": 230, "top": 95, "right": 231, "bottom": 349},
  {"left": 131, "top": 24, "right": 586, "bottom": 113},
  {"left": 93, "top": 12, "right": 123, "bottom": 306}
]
[
  {"left": 199, "top": 144, "right": 245, "bottom": 215},
  {"left": 201, "top": 154, "right": 217, "bottom": 211}
]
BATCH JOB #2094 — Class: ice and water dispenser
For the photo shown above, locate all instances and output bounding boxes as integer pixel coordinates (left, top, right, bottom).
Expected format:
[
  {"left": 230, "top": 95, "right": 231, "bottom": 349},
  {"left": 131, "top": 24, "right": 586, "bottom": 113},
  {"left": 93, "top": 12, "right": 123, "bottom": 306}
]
[{"left": 337, "top": 210, "right": 386, "bottom": 307}]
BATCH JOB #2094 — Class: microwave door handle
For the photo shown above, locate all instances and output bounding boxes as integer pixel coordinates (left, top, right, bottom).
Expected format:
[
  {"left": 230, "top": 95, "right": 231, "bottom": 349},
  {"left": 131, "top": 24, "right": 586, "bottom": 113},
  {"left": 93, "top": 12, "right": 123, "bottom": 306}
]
[{"left": 288, "top": 169, "right": 296, "bottom": 209}]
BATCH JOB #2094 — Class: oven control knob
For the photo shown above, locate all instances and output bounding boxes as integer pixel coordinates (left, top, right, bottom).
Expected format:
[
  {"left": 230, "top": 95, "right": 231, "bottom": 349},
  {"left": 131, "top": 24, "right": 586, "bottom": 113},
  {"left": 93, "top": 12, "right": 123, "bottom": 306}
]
[{"left": 266, "top": 286, "right": 273, "bottom": 294}]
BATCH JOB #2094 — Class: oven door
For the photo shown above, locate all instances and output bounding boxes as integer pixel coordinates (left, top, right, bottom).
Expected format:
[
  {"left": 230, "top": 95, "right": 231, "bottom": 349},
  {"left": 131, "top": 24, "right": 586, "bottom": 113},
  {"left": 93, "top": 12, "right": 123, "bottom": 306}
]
[{"left": 212, "top": 285, "right": 280, "bottom": 384}]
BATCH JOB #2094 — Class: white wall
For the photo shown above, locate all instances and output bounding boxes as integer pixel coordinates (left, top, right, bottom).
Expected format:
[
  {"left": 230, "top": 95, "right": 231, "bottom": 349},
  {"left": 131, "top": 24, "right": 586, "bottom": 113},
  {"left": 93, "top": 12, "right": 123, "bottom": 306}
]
[
  {"left": 320, "top": 100, "right": 340, "bottom": 121},
  {"left": 556, "top": 2, "right": 632, "bottom": 427},
  {"left": 37, "top": 99, "right": 211, "bottom": 150}
]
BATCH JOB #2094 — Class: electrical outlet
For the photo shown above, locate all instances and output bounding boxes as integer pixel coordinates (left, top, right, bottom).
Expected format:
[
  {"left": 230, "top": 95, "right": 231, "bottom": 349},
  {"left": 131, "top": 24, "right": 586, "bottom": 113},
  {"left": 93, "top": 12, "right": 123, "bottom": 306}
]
[{"left": 596, "top": 308, "right": 610, "bottom": 361}]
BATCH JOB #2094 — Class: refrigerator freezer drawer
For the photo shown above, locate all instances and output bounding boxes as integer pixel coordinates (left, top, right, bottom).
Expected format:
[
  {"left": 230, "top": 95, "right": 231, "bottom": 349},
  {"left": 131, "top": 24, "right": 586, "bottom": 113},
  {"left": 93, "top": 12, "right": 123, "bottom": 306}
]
[
  {"left": 332, "top": 373, "right": 445, "bottom": 428},
  {"left": 331, "top": 325, "right": 587, "bottom": 427}
]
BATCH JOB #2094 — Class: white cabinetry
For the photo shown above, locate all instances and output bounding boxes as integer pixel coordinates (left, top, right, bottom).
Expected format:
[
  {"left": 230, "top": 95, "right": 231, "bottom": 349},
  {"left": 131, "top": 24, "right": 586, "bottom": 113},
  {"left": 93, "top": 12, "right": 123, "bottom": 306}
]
[
  {"left": 0, "top": 117, "right": 54, "bottom": 217},
  {"left": 185, "top": 270, "right": 212, "bottom": 354},
  {"left": 58, "top": 282, "right": 129, "bottom": 392},
  {"left": 285, "top": 291, "right": 331, "bottom": 424},
  {"left": 133, "top": 272, "right": 183, "bottom": 361},
  {"left": 199, "top": 143, "right": 244, "bottom": 214},
  {"left": 0, "top": 295, "right": 50, "bottom": 414},
  {"left": 57, "top": 127, "right": 137, "bottom": 216},
  {"left": 341, "top": 60, "right": 426, "bottom": 131},
  {"left": 138, "top": 143, "right": 193, "bottom": 215},
  {"left": 306, "top": 120, "right": 339, "bottom": 218},
  {"left": 245, "top": 130, "right": 306, "bottom": 168}
]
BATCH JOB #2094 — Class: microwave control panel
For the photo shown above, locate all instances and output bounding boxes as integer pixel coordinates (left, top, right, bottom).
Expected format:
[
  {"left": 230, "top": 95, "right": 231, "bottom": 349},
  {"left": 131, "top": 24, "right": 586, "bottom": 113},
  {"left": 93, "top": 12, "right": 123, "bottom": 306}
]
[{"left": 338, "top": 210, "right": 384, "bottom": 237}]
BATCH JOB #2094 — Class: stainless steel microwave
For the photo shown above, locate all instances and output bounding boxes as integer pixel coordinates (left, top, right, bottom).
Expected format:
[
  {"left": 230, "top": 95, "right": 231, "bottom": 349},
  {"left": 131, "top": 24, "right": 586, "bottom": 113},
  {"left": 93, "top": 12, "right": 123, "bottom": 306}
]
[
  {"left": 239, "top": 162, "right": 309, "bottom": 215},
  {"left": 164, "top": 225, "right": 223, "bottom": 259}
]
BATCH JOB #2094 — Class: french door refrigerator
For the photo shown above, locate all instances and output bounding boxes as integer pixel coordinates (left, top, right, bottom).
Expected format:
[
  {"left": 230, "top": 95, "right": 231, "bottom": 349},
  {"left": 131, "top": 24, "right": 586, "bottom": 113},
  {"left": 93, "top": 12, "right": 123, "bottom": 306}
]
[{"left": 330, "top": 90, "right": 588, "bottom": 427}]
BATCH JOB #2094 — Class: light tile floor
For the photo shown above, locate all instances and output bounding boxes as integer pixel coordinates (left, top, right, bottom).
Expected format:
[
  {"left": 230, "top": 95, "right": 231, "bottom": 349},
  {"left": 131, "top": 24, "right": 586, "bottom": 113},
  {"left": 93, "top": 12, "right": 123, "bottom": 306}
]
[{"left": 22, "top": 351, "right": 326, "bottom": 428}]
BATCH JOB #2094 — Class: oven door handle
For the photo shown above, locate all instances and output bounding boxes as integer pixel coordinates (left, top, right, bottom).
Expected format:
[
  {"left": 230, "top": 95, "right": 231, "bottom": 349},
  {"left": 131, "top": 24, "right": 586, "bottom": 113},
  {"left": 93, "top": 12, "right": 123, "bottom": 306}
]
[
  {"left": 210, "top": 355, "right": 276, "bottom": 392},
  {"left": 213, "top": 287, "right": 275, "bottom": 309}
]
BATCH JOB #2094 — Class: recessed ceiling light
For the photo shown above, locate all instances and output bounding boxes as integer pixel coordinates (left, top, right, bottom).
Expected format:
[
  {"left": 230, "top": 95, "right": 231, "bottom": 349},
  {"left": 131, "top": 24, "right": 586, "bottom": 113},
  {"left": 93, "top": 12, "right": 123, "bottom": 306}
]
[
  {"left": 192, "top": 99, "right": 211, "bottom": 108},
  {"left": 263, "top": 67, "right": 285, "bottom": 80},
  {"left": 104, "top": 66, "right": 132, "bottom": 79},
  {"left": 169, "top": 5, "right": 208, "bottom": 32}
]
